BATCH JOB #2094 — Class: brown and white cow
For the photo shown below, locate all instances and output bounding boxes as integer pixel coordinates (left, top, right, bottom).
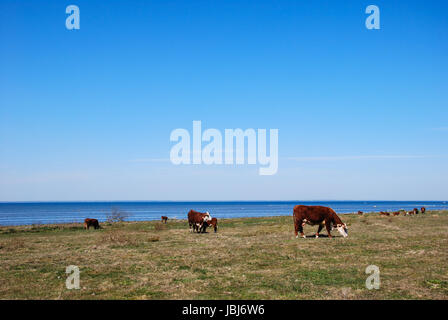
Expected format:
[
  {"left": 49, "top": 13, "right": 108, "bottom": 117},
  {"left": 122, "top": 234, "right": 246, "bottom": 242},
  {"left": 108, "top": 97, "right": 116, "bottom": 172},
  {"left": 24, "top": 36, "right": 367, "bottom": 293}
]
[
  {"left": 84, "top": 218, "right": 100, "bottom": 230},
  {"left": 421, "top": 207, "right": 426, "bottom": 214},
  {"left": 187, "top": 210, "right": 211, "bottom": 233},
  {"left": 200, "top": 217, "right": 218, "bottom": 233},
  {"left": 293, "top": 205, "right": 348, "bottom": 239},
  {"left": 161, "top": 216, "right": 168, "bottom": 224},
  {"left": 392, "top": 211, "right": 400, "bottom": 216},
  {"left": 413, "top": 208, "right": 419, "bottom": 215}
]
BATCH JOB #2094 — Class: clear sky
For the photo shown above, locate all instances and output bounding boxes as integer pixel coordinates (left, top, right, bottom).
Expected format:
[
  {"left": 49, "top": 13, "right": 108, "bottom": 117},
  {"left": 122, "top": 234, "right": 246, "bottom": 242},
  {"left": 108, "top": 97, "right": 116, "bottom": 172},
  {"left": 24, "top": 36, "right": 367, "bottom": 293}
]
[{"left": 0, "top": 0, "right": 447, "bottom": 201}]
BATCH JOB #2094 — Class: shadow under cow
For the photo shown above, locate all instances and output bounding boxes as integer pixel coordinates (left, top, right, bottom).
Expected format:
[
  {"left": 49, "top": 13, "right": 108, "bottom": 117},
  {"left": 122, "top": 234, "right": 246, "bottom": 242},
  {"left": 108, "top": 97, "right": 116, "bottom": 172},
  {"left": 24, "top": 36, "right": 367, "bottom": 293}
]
[{"left": 303, "top": 233, "right": 345, "bottom": 238}]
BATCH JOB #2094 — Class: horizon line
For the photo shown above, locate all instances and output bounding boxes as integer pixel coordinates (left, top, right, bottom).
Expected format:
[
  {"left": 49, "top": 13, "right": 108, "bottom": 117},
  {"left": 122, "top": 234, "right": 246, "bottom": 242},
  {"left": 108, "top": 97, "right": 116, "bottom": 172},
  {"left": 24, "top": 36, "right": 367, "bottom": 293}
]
[{"left": 0, "top": 200, "right": 447, "bottom": 203}]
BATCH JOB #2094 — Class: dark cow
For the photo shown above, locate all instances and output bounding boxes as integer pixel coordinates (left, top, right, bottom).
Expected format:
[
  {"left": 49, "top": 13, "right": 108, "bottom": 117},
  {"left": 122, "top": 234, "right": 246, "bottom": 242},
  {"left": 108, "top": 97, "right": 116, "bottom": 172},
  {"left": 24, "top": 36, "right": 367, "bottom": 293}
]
[
  {"left": 379, "top": 211, "right": 390, "bottom": 216},
  {"left": 200, "top": 217, "right": 218, "bottom": 233},
  {"left": 187, "top": 210, "right": 211, "bottom": 233},
  {"left": 161, "top": 216, "right": 168, "bottom": 224},
  {"left": 357, "top": 211, "right": 363, "bottom": 215},
  {"left": 413, "top": 208, "right": 419, "bottom": 215},
  {"left": 421, "top": 207, "right": 426, "bottom": 214},
  {"left": 84, "top": 218, "right": 100, "bottom": 230},
  {"left": 293, "top": 205, "right": 348, "bottom": 239}
]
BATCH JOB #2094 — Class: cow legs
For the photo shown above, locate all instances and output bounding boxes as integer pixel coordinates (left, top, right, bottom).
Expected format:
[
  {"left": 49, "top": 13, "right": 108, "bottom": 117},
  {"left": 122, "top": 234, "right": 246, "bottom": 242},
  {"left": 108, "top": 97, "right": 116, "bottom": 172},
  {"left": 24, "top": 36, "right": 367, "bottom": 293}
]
[
  {"left": 294, "top": 220, "right": 299, "bottom": 238},
  {"left": 325, "top": 220, "right": 333, "bottom": 238},
  {"left": 294, "top": 219, "right": 305, "bottom": 238},
  {"left": 316, "top": 224, "right": 324, "bottom": 238}
]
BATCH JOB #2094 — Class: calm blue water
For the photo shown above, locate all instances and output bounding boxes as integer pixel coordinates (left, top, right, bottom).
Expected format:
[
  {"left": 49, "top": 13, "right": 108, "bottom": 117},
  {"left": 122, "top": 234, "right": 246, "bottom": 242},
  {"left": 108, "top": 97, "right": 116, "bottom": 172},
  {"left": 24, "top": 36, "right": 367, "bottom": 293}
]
[{"left": 0, "top": 201, "right": 447, "bottom": 226}]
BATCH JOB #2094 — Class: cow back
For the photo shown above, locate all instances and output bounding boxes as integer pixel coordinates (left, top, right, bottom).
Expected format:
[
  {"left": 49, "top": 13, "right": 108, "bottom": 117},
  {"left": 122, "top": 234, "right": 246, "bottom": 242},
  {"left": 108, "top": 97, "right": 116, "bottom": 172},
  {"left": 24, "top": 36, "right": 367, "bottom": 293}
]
[{"left": 293, "top": 205, "right": 342, "bottom": 224}]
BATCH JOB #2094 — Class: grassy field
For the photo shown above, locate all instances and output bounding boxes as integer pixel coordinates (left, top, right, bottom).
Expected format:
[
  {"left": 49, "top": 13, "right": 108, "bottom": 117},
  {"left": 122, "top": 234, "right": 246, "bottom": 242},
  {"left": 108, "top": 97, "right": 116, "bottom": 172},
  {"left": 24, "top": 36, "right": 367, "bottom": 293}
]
[{"left": 0, "top": 211, "right": 447, "bottom": 300}]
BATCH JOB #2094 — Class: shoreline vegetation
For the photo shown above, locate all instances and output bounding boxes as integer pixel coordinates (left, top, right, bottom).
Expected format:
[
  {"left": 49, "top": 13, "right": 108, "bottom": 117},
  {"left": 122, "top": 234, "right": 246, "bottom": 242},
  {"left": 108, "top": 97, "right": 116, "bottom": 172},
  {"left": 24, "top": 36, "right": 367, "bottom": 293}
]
[{"left": 1, "top": 211, "right": 447, "bottom": 299}]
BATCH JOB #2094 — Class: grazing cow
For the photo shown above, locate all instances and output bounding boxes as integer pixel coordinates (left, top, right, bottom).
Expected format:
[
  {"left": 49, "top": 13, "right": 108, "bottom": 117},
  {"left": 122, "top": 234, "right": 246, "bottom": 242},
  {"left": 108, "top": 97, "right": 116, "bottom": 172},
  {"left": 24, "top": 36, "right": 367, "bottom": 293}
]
[
  {"left": 406, "top": 210, "right": 414, "bottom": 216},
  {"left": 187, "top": 210, "right": 211, "bottom": 233},
  {"left": 413, "top": 208, "right": 419, "bottom": 215},
  {"left": 379, "top": 211, "right": 390, "bottom": 216},
  {"left": 358, "top": 211, "right": 363, "bottom": 215},
  {"left": 392, "top": 211, "right": 400, "bottom": 216},
  {"left": 421, "top": 207, "right": 426, "bottom": 214},
  {"left": 161, "top": 216, "right": 168, "bottom": 224},
  {"left": 293, "top": 205, "right": 348, "bottom": 239},
  {"left": 84, "top": 218, "right": 100, "bottom": 230},
  {"left": 201, "top": 217, "right": 218, "bottom": 233}
]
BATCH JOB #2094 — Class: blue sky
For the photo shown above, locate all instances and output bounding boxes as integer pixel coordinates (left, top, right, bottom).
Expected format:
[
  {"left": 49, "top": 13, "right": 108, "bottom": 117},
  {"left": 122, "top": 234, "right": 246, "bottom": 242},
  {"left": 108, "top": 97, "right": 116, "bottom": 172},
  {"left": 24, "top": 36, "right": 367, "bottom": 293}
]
[{"left": 0, "top": 0, "right": 447, "bottom": 201}]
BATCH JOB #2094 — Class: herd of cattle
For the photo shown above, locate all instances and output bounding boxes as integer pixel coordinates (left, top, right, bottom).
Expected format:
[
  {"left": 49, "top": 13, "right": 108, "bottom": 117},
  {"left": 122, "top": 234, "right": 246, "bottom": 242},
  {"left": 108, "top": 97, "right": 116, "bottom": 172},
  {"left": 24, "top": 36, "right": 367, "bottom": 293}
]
[
  {"left": 83, "top": 205, "right": 427, "bottom": 238},
  {"left": 357, "top": 206, "right": 426, "bottom": 216},
  {"left": 82, "top": 209, "right": 219, "bottom": 233}
]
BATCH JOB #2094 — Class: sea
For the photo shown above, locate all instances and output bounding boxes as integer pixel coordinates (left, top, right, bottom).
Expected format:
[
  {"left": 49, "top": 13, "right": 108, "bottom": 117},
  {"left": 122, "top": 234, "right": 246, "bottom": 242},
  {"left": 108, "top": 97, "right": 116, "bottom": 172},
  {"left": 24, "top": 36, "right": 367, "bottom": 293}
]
[{"left": 0, "top": 201, "right": 447, "bottom": 226}]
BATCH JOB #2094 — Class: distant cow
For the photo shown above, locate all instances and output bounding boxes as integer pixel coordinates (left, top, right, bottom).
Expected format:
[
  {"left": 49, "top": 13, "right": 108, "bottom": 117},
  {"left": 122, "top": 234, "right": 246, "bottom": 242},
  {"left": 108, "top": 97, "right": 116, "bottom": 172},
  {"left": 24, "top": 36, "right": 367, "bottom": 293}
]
[
  {"left": 392, "top": 211, "right": 400, "bottom": 216},
  {"left": 161, "top": 216, "right": 168, "bottom": 224},
  {"left": 293, "top": 205, "right": 348, "bottom": 239},
  {"left": 379, "top": 211, "right": 390, "bottom": 216},
  {"left": 421, "top": 207, "right": 426, "bottom": 214},
  {"left": 201, "top": 217, "right": 218, "bottom": 233},
  {"left": 187, "top": 210, "right": 212, "bottom": 233},
  {"left": 84, "top": 218, "right": 100, "bottom": 230},
  {"left": 413, "top": 208, "right": 419, "bottom": 215},
  {"left": 358, "top": 211, "right": 363, "bottom": 215}
]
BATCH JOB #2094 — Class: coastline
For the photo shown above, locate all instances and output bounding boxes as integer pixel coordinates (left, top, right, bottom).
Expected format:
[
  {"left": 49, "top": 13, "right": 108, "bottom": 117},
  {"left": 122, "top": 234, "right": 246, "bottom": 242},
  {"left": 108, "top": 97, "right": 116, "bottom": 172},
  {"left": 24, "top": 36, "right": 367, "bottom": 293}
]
[{"left": 1, "top": 201, "right": 447, "bottom": 227}]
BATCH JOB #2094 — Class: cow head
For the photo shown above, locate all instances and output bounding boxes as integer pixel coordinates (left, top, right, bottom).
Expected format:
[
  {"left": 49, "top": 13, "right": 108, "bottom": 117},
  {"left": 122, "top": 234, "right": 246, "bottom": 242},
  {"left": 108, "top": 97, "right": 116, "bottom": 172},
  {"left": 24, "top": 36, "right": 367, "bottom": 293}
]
[
  {"left": 203, "top": 211, "right": 212, "bottom": 222},
  {"left": 336, "top": 223, "right": 348, "bottom": 237}
]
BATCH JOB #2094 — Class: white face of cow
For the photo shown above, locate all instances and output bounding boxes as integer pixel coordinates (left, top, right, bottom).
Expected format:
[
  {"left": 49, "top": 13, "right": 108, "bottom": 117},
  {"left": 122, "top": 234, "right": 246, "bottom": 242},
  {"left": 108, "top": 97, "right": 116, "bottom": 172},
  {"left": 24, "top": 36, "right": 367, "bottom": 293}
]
[
  {"left": 336, "top": 223, "right": 348, "bottom": 238},
  {"left": 204, "top": 211, "right": 212, "bottom": 222}
]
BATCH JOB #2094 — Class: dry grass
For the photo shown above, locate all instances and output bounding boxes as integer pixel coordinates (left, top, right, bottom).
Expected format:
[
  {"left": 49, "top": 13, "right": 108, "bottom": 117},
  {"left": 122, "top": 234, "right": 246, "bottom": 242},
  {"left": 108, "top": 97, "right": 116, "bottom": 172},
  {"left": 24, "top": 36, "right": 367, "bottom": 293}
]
[{"left": 0, "top": 211, "right": 447, "bottom": 300}]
